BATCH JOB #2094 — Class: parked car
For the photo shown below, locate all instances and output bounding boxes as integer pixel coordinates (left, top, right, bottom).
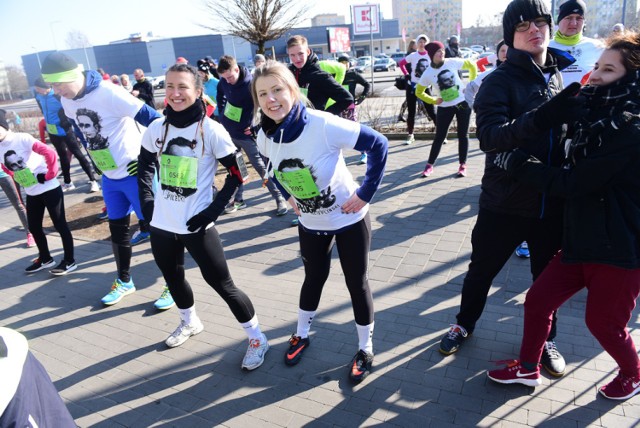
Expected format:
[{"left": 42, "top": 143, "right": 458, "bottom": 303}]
[
  {"left": 469, "top": 45, "right": 486, "bottom": 54},
  {"left": 374, "top": 53, "right": 390, "bottom": 59},
  {"left": 152, "top": 75, "right": 165, "bottom": 89},
  {"left": 459, "top": 47, "right": 479, "bottom": 60},
  {"left": 373, "top": 57, "right": 397, "bottom": 72},
  {"left": 354, "top": 57, "right": 372, "bottom": 73},
  {"left": 390, "top": 52, "right": 406, "bottom": 64},
  {"left": 478, "top": 51, "right": 495, "bottom": 60}
]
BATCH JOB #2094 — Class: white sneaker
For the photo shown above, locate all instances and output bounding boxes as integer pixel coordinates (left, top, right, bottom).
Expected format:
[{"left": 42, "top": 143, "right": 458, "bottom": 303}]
[
  {"left": 89, "top": 180, "right": 101, "bottom": 193},
  {"left": 241, "top": 333, "right": 269, "bottom": 370},
  {"left": 404, "top": 134, "right": 415, "bottom": 145},
  {"left": 165, "top": 318, "right": 204, "bottom": 348},
  {"left": 61, "top": 182, "right": 76, "bottom": 192}
]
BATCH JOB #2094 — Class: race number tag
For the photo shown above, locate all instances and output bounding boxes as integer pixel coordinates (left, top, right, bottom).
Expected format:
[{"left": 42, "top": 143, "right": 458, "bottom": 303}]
[
  {"left": 13, "top": 168, "right": 38, "bottom": 187},
  {"left": 235, "top": 151, "right": 249, "bottom": 182},
  {"left": 160, "top": 154, "right": 198, "bottom": 188},
  {"left": 88, "top": 148, "right": 118, "bottom": 171},
  {"left": 46, "top": 124, "right": 59, "bottom": 135},
  {"left": 275, "top": 168, "right": 320, "bottom": 199},
  {"left": 224, "top": 102, "right": 243, "bottom": 122}
]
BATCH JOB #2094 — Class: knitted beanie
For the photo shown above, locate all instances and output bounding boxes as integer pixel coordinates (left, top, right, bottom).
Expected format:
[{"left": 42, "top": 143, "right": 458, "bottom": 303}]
[
  {"left": 502, "top": 0, "right": 552, "bottom": 48},
  {"left": 557, "top": 0, "right": 586, "bottom": 24},
  {"left": 425, "top": 42, "right": 445, "bottom": 61},
  {"left": 33, "top": 76, "right": 50, "bottom": 89},
  {"left": 0, "top": 109, "right": 8, "bottom": 131},
  {"left": 41, "top": 52, "right": 83, "bottom": 83}
]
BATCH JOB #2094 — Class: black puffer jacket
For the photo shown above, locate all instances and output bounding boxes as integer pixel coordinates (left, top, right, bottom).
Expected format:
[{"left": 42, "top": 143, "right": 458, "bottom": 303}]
[
  {"left": 289, "top": 52, "right": 353, "bottom": 115},
  {"left": 474, "top": 47, "right": 574, "bottom": 219},
  {"left": 511, "top": 77, "right": 640, "bottom": 269}
]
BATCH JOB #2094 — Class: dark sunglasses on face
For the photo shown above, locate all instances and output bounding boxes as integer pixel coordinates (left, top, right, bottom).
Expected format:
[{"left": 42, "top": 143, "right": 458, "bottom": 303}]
[{"left": 515, "top": 17, "right": 549, "bottom": 32}]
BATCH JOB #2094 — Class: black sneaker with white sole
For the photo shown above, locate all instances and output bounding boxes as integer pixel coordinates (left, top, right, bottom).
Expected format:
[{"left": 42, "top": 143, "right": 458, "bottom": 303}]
[
  {"left": 540, "top": 340, "right": 566, "bottom": 377},
  {"left": 25, "top": 258, "right": 55, "bottom": 273},
  {"left": 50, "top": 260, "right": 78, "bottom": 276}
]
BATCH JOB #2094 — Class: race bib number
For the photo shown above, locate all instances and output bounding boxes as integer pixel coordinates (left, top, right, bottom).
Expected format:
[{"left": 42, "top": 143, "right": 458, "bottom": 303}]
[
  {"left": 46, "top": 124, "right": 59, "bottom": 135},
  {"left": 13, "top": 168, "right": 38, "bottom": 187},
  {"left": 440, "top": 87, "right": 460, "bottom": 102},
  {"left": 89, "top": 148, "right": 118, "bottom": 171},
  {"left": 160, "top": 154, "right": 198, "bottom": 189},
  {"left": 224, "top": 102, "right": 243, "bottom": 122},
  {"left": 275, "top": 167, "right": 319, "bottom": 199}
]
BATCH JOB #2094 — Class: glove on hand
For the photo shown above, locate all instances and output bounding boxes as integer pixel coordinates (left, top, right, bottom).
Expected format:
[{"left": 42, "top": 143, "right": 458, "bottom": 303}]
[
  {"left": 186, "top": 211, "right": 214, "bottom": 232},
  {"left": 534, "top": 82, "right": 587, "bottom": 129},
  {"left": 36, "top": 173, "right": 46, "bottom": 184},
  {"left": 127, "top": 160, "right": 138, "bottom": 177},
  {"left": 355, "top": 95, "right": 366, "bottom": 105},
  {"left": 493, "top": 149, "right": 530, "bottom": 173}
]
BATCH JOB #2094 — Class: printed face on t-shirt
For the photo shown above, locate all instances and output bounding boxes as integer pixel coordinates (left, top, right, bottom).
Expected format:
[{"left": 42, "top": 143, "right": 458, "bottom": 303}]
[
  {"left": 4, "top": 152, "right": 26, "bottom": 171},
  {"left": 415, "top": 59, "right": 428, "bottom": 78},
  {"left": 437, "top": 70, "right": 456, "bottom": 90}
]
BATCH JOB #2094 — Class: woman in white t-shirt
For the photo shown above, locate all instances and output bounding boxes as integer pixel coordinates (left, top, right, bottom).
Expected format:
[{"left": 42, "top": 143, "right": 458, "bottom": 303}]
[
  {"left": 137, "top": 63, "right": 269, "bottom": 371},
  {"left": 251, "top": 61, "right": 388, "bottom": 383},
  {"left": 416, "top": 41, "right": 478, "bottom": 178}
]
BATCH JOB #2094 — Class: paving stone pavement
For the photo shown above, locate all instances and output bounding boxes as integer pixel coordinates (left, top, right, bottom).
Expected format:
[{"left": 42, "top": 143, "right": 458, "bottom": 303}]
[{"left": 1, "top": 136, "right": 639, "bottom": 427}]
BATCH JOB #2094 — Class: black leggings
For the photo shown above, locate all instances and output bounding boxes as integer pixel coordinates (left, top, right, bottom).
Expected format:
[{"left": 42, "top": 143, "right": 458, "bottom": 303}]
[
  {"left": 26, "top": 186, "right": 74, "bottom": 262},
  {"left": 150, "top": 226, "right": 255, "bottom": 323},
  {"left": 49, "top": 134, "right": 96, "bottom": 183},
  {"left": 406, "top": 86, "right": 437, "bottom": 134},
  {"left": 427, "top": 102, "right": 471, "bottom": 165},
  {"left": 298, "top": 214, "right": 374, "bottom": 326}
]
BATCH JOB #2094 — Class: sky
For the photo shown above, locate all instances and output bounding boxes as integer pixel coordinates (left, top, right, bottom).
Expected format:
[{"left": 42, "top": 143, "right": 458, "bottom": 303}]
[{"left": 3, "top": 0, "right": 519, "bottom": 67}]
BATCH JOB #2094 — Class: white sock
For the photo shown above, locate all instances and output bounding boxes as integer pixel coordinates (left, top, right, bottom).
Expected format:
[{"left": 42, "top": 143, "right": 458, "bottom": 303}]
[
  {"left": 179, "top": 306, "right": 197, "bottom": 325},
  {"left": 240, "top": 314, "right": 263, "bottom": 340},
  {"left": 296, "top": 309, "right": 316, "bottom": 339},
  {"left": 356, "top": 322, "right": 374, "bottom": 354}
]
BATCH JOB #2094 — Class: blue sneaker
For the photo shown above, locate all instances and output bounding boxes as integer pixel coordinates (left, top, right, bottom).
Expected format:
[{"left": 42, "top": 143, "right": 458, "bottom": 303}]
[
  {"left": 101, "top": 278, "right": 136, "bottom": 306},
  {"left": 358, "top": 153, "right": 367, "bottom": 164},
  {"left": 154, "top": 285, "right": 175, "bottom": 310},
  {"left": 131, "top": 230, "right": 151, "bottom": 246},
  {"left": 515, "top": 241, "right": 530, "bottom": 258}
]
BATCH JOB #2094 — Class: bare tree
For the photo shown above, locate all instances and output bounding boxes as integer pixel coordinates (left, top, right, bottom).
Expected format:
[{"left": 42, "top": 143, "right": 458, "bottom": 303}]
[
  {"left": 65, "top": 30, "right": 92, "bottom": 49},
  {"left": 6, "top": 66, "right": 28, "bottom": 93},
  {"left": 200, "top": 0, "right": 311, "bottom": 54}
]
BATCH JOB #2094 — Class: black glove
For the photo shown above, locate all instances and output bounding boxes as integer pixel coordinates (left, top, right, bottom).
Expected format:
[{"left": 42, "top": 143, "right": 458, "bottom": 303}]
[
  {"left": 127, "top": 160, "right": 138, "bottom": 177},
  {"left": 186, "top": 211, "right": 214, "bottom": 232},
  {"left": 355, "top": 95, "right": 366, "bottom": 105},
  {"left": 36, "top": 173, "right": 46, "bottom": 184},
  {"left": 493, "top": 149, "right": 530, "bottom": 173},
  {"left": 533, "top": 82, "right": 587, "bottom": 129}
]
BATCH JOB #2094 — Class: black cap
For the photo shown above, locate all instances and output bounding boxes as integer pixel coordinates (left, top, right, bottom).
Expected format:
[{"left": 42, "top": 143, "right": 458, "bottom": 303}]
[
  {"left": 338, "top": 54, "right": 350, "bottom": 63},
  {"left": 502, "top": 0, "right": 552, "bottom": 48},
  {"left": 557, "top": 0, "right": 586, "bottom": 24}
]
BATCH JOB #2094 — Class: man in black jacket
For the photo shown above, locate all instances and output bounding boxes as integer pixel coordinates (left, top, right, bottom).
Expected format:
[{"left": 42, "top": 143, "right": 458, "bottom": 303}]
[
  {"left": 438, "top": 0, "right": 586, "bottom": 379},
  {"left": 287, "top": 35, "right": 353, "bottom": 116},
  {"left": 132, "top": 69, "right": 154, "bottom": 108}
]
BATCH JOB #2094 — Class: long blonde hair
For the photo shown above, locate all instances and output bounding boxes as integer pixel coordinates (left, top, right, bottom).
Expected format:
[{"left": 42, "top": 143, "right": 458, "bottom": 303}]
[{"left": 250, "top": 60, "right": 310, "bottom": 125}]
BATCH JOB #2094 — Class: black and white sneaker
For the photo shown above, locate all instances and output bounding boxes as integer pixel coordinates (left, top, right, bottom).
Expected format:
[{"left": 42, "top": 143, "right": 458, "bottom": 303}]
[
  {"left": 540, "top": 340, "right": 566, "bottom": 377},
  {"left": 50, "top": 260, "right": 77, "bottom": 276},
  {"left": 25, "top": 258, "right": 55, "bottom": 273}
]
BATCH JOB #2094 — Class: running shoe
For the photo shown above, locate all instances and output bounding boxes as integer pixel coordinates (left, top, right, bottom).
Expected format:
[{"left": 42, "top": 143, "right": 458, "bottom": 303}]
[
  {"left": 276, "top": 198, "right": 289, "bottom": 216},
  {"left": 284, "top": 334, "right": 310, "bottom": 366},
  {"left": 421, "top": 164, "right": 434, "bottom": 178},
  {"left": 97, "top": 206, "right": 109, "bottom": 221},
  {"left": 439, "top": 324, "right": 469, "bottom": 355},
  {"left": 131, "top": 230, "right": 151, "bottom": 246},
  {"left": 599, "top": 372, "right": 640, "bottom": 400},
  {"left": 25, "top": 257, "right": 55, "bottom": 273},
  {"left": 89, "top": 180, "right": 101, "bottom": 193},
  {"left": 224, "top": 200, "right": 247, "bottom": 214},
  {"left": 165, "top": 318, "right": 204, "bottom": 348},
  {"left": 154, "top": 285, "right": 175, "bottom": 310},
  {"left": 515, "top": 242, "right": 530, "bottom": 258},
  {"left": 61, "top": 182, "right": 76, "bottom": 192},
  {"left": 358, "top": 153, "right": 367, "bottom": 164},
  {"left": 50, "top": 260, "right": 77, "bottom": 276},
  {"left": 242, "top": 333, "right": 270, "bottom": 370},
  {"left": 487, "top": 360, "right": 541, "bottom": 387},
  {"left": 404, "top": 134, "right": 415, "bottom": 145},
  {"left": 349, "top": 349, "right": 374, "bottom": 383},
  {"left": 457, "top": 163, "right": 467, "bottom": 177},
  {"left": 540, "top": 341, "right": 566, "bottom": 377},
  {"left": 101, "top": 278, "right": 136, "bottom": 306}
]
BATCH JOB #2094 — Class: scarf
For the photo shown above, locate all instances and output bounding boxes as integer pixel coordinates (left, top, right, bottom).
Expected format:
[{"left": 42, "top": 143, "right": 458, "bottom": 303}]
[
  {"left": 553, "top": 31, "right": 582, "bottom": 46},
  {"left": 164, "top": 99, "right": 205, "bottom": 128},
  {"left": 569, "top": 70, "right": 640, "bottom": 163}
]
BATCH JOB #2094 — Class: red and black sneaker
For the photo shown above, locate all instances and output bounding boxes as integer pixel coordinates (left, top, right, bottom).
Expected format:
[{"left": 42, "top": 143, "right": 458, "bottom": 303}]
[
  {"left": 284, "top": 334, "right": 310, "bottom": 366},
  {"left": 349, "top": 349, "right": 374, "bottom": 383},
  {"left": 599, "top": 371, "right": 640, "bottom": 400}
]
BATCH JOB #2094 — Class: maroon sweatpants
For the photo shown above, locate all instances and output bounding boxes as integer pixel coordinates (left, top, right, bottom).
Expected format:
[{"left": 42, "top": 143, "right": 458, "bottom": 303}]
[{"left": 520, "top": 251, "right": 640, "bottom": 378}]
